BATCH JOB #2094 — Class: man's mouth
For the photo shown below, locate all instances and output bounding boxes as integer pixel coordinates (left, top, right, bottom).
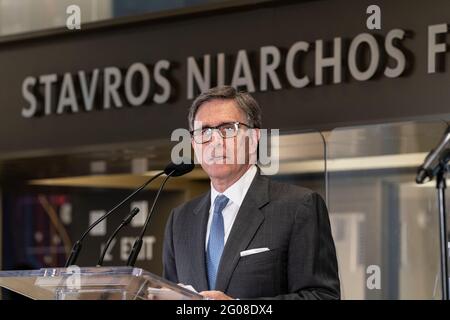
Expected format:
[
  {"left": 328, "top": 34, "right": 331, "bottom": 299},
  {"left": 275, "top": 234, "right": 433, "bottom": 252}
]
[{"left": 206, "top": 155, "right": 229, "bottom": 163}]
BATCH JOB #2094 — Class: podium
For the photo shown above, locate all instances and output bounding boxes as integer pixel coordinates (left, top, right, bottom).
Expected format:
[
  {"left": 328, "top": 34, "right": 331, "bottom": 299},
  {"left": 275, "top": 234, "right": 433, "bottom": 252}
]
[{"left": 0, "top": 266, "right": 204, "bottom": 300}]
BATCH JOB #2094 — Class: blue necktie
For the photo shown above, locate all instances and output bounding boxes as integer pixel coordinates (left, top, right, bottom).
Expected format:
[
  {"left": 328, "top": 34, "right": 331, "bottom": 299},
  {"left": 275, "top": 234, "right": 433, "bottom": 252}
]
[{"left": 206, "top": 194, "right": 229, "bottom": 290}]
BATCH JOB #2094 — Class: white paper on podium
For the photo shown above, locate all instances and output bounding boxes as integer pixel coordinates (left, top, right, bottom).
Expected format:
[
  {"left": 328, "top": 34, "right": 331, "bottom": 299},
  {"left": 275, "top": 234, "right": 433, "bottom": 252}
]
[{"left": 178, "top": 284, "right": 198, "bottom": 293}]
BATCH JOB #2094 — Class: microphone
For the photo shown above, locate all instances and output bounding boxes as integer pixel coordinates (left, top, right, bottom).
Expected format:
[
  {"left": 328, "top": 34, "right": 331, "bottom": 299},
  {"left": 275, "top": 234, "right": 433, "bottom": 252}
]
[
  {"left": 164, "top": 161, "right": 196, "bottom": 177},
  {"left": 96, "top": 207, "right": 140, "bottom": 266},
  {"left": 126, "top": 160, "right": 194, "bottom": 266},
  {"left": 416, "top": 126, "right": 450, "bottom": 184},
  {"left": 64, "top": 170, "right": 165, "bottom": 267}
]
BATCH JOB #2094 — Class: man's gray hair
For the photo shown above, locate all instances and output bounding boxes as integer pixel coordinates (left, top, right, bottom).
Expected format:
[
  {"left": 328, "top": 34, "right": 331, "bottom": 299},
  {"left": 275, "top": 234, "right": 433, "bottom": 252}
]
[{"left": 188, "top": 86, "right": 262, "bottom": 131}]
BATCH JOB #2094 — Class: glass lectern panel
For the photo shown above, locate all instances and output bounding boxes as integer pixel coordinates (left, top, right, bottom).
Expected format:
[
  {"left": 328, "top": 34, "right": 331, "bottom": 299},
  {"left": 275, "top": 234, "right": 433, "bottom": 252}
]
[{"left": 0, "top": 266, "right": 203, "bottom": 300}]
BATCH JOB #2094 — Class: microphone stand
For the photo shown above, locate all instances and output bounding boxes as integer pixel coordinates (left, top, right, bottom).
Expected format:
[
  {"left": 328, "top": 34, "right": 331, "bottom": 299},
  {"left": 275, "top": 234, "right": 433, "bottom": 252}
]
[
  {"left": 436, "top": 151, "right": 450, "bottom": 300},
  {"left": 126, "top": 170, "right": 174, "bottom": 266},
  {"left": 64, "top": 171, "right": 165, "bottom": 267},
  {"left": 97, "top": 207, "right": 140, "bottom": 266}
]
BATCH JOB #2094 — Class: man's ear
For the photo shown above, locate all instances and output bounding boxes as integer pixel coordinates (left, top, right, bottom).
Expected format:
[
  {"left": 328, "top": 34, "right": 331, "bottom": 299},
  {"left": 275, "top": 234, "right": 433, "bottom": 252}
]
[
  {"left": 191, "top": 139, "right": 200, "bottom": 159},
  {"left": 247, "top": 128, "right": 260, "bottom": 162},
  {"left": 250, "top": 128, "right": 260, "bottom": 152},
  {"left": 191, "top": 139, "right": 203, "bottom": 165}
]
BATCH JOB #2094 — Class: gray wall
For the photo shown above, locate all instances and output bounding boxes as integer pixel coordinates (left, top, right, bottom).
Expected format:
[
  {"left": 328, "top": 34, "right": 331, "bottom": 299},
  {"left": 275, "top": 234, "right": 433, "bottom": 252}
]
[{"left": 1, "top": 0, "right": 450, "bottom": 159}]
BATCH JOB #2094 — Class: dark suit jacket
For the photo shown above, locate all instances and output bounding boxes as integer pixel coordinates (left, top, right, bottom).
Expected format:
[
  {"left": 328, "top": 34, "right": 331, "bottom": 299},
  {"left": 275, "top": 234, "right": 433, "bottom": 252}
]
[{"left": 163, "top": 171, "right": 340, "bottom": 299}]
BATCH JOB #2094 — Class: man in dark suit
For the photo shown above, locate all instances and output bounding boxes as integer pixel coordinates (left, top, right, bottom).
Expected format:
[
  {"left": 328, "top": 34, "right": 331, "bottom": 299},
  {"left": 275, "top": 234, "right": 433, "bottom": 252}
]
[{"left": 163, "top": 86, "right": 340, "bottom": 299}]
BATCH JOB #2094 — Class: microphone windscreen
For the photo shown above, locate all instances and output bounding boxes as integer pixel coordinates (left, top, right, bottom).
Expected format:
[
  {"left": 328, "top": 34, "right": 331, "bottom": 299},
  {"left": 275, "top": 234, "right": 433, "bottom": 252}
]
[
  {"left": 164, "top": 160, "right": 195, "bottom": 177},
  {"left": 416, "top": 167, "right": 429, "bottom": 184}
]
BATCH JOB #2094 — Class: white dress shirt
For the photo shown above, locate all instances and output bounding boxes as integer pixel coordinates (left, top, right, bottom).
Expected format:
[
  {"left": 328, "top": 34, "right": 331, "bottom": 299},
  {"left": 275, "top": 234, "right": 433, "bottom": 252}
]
[{"left": 205, "top": 165, "right": 258, "bottom": 250}]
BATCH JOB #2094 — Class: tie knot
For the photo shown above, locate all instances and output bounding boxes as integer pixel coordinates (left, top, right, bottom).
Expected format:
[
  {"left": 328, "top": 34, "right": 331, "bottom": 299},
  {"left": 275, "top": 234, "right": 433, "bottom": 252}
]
[{"left": 213, "top": 194, "right": 229, "bottom": 214}]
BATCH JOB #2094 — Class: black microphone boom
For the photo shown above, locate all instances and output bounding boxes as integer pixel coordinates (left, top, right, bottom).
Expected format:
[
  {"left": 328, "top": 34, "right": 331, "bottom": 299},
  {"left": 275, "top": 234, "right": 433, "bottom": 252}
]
[
  {"left": 416, "top": 126, "right": 450, "bottom": 184},
  {"left": 64, "top": 171, "right": 165, "bottom": 267},
  {"left": 97, "top": 207, "right": 140, "bottom": 266},
  {"left": 164, "top": 161, "right": 195, "bottom": 177},
  {"left": 127, "top": 160, "right": 194, "bottom": 266}
]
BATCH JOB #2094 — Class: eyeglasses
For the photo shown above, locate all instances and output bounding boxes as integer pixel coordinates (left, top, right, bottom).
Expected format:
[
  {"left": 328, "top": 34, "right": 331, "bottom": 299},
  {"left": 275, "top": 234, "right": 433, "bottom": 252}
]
[{"left": 190, "top": 121, "right": 253, "bottom": 144}]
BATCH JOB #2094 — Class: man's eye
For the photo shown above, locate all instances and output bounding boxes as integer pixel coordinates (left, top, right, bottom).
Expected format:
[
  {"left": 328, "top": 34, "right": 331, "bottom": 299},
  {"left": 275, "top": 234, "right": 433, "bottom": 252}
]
[{"left": 222, "top": 125, "right": 234, "bottom": 131}]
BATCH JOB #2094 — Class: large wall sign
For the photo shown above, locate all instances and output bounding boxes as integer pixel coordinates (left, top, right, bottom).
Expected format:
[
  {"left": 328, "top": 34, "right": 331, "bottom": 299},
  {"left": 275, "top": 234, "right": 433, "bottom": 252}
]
[
  {"left": 20, "top": 27, "right": 450, "bottom": 118},
  {"left": 1, "top": 0, "right": 450, "bottom": 157}
]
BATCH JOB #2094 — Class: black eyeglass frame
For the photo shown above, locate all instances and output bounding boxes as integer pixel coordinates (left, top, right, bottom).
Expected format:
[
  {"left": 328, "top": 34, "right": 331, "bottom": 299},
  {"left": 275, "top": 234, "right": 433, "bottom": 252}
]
[{"left": 190, "top": 121, "right": 255, "bottom": 144}]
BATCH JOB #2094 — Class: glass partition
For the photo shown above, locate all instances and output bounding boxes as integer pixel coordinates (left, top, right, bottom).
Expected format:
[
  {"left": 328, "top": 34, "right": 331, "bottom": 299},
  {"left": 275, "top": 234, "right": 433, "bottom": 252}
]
[
  {"left": 262, "top": 130, "right": 327, "bottom": 200},
  {"left": 327, "top": 120, "right": 448, "bottom": 299}
]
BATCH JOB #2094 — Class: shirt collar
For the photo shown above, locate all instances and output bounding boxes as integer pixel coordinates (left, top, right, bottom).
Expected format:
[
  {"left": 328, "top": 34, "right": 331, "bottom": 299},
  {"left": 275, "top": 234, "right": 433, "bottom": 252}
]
[{"left": 210, "top": 165, "right": 258, "bottom": 208}]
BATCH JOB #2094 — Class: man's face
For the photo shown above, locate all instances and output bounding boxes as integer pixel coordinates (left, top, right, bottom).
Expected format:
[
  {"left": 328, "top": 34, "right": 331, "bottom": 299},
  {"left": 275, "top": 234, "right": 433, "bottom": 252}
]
[{"left": 191, "top": 99, "right": 259, "bottom": 181}]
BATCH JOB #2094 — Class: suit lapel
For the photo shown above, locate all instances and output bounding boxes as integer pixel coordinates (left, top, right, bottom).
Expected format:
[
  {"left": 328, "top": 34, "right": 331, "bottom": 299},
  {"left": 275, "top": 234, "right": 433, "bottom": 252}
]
[
  {"left": 191, "top": 191, "right": 211, "bottom": 292},
  {"left": 215, "top": 172, "right": 270, "bottom": 292}
]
